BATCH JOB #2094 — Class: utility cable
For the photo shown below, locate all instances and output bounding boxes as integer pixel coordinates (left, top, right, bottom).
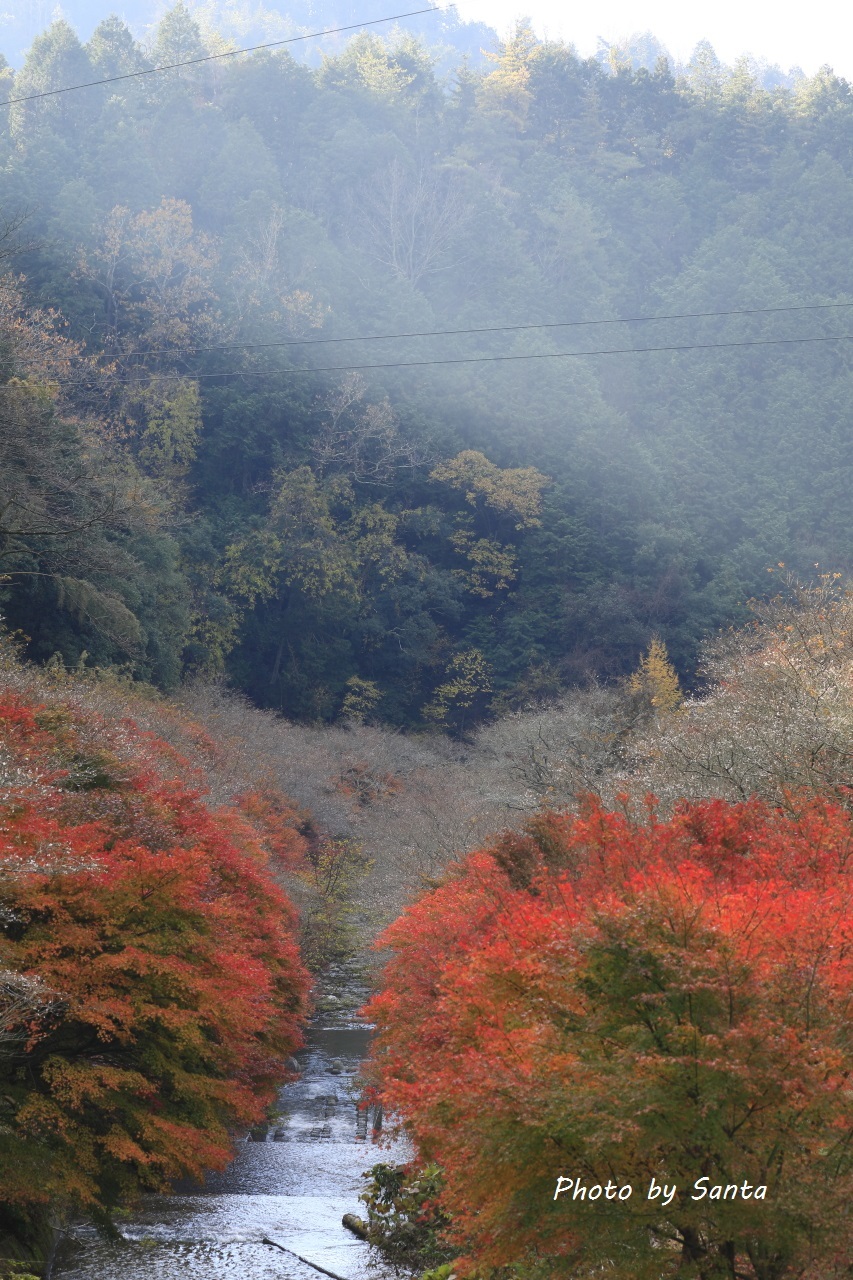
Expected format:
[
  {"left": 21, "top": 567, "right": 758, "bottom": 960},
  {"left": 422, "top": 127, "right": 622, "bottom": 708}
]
[
  {"left": 0, "top": 6, "right": 441, "bottom": 108},
  {"left": 111, "top": 331, "right": 853, "bottom": 382},
  {"left": 118, "top": 299, "right": 853, "bottom": 362}
]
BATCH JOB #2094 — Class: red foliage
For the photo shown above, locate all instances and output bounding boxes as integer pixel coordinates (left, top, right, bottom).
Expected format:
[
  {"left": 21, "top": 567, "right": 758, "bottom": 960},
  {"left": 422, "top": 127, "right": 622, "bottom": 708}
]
[
  {"left": 334, "top": 761, "right": 402, "bottom": 807},
  {"left": 363, "top": 797, "right": 853, "bottom": 1279},
  {"left": 0, "top": 691, "right": 310, "bottom": 1216},
  {"left": 234, "top": 787, "right": 310, "bottom": 868}
]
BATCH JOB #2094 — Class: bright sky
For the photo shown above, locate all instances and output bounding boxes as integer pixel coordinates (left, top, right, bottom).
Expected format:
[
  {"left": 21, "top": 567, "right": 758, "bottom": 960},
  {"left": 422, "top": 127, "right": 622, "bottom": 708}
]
[{"left": 449, "top": 0, "right": 853, "bottom": 80}]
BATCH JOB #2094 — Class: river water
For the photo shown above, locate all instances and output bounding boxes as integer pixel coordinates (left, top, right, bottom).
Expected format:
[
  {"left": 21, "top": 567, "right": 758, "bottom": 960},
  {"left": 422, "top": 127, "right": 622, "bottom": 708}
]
[{"left": 57, "top": 981, "right": 407, "bottom": 1280}]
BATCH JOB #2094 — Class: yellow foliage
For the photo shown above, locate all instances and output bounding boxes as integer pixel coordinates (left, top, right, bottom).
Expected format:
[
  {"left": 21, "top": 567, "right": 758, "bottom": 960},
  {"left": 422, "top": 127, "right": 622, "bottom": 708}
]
[
  {"left": 341, "top": 676, "right": 382, "bottom": 723},
  {"left": 482, "top": 21, "right": 539, "bottom": 120},
  {"left": 5, "top": 375, "right": 57, "bottom": 403},
  {"left": 629, "top": 637, "right": 682, "bottom": 714},
  {"left": 449, "top": 530, "right": 517, "bottom": 597},
  {"left": 423, "top": 650, "right": 493, "bottom": 726},
  {"left": 137, "top": 377, "right": 202, "bottom": 478},
  {"left": 222, "top": 469, "right": 412, "bottom": 611},
  {"left": 81, "top": 199, "right": 219, "bottom": 352},
  {"left": 430, "top": 450, "right": 549, "bottom": 529}
]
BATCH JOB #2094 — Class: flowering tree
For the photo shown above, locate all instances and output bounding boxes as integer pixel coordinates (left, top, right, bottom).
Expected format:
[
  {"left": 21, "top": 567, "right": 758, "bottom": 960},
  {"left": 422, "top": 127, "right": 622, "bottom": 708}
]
[{"left": 363, "top": 797, "right": 853, "bottom": 1279}]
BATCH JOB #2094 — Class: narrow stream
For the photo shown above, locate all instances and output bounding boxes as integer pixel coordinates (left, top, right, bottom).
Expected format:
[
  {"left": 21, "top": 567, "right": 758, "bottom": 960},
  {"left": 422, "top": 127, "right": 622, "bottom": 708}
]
[{"left": 57, "top": 974, "right": 407, "bottom": 1280}]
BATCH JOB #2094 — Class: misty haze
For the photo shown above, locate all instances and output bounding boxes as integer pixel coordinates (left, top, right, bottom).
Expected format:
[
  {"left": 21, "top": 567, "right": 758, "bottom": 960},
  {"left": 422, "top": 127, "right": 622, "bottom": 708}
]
[{"left": 1, "top": 4, "right": 853, "bottom": 1279}]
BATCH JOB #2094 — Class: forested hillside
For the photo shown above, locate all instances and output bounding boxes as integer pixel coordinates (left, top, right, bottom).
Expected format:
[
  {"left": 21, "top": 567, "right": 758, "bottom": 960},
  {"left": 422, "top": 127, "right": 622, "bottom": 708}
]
[
  {"left": 0, "top": 0, "right": 496, "bottom": 72},
  {"left": 2, "top": 6, "right": 853, "bottom": 728},
  {"left": 4, "top": 12, "right": 853, "bottom": 1277}
]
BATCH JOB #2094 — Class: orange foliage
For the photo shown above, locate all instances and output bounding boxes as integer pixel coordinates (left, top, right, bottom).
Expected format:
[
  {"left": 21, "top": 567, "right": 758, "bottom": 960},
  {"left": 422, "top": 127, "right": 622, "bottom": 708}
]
[
  {"left": 363, "top": 797, "right": 853, "bottom": 1279},
  {"left": 0, "top": 689, "right": 310, "bottom": 1218},
  {"left": 234, "top": 786, "right": 310, "bottom": 867},
  {"left": 334, "top": 760, "right": 402, "bottom": 807}
]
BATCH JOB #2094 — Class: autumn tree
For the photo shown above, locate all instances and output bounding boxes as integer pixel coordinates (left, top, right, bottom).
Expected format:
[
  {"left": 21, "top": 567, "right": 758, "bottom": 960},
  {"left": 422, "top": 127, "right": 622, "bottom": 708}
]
[
  {"left": 0, "top": 272, "right": 196, "bottom": 680},
  {"left": 219, "top": 438, "right": 551, "bottom": 720},
  {"left": 80, "top": 197, "right": 219, "bottom": 358},
  {"left": 0, "top": 276, "right": 138, "bottom": 640},
  {"left": 223, "top": 466, "right": 364, "bottom": 612},
  {"left": 628, "top": 634, "right": 683, "bottom": 715},
  {"left": 428, "top": 451, "right": 550, "bottom": 605},
  {"left": 430, "top": 450, "right": 549, "bottom": 530},
  {"left": 6, "top": 10, "right": 853, "bottom": 719},
  {"left": 422, "top": 648, "right": 493, "bottom": 734},
  {"left": 363, "top": 796, "right": 853, "bottom": 1279},
  {"left": 481, "top": 19, "right": 539, "bottom": 123},
  {"left": 634, "top": 575, "right": 853, "bottom": 811},
  {"left": 73, "top": 198, "right": 217, "bottom": 502},
  {"left": 0, "top": 684, "right": 309, "bottom": 1248}
]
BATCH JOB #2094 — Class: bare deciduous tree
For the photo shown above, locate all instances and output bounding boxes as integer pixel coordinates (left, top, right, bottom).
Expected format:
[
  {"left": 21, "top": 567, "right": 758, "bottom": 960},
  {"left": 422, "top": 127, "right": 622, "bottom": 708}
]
[
  {"left": 631, "top": 575, "right": 853, "bottom": 812},
  {"left": 312, "top": 373, "right": 430, "bottom": 484},
  {"left": 0, "top": 969, "right": 61, "bottom": 1057},
  {"left": 350, "top": 160, "right": 473, "bottom": 286},
  {"left": 473, "top": 681, "right": 635, "bottom": 810}
]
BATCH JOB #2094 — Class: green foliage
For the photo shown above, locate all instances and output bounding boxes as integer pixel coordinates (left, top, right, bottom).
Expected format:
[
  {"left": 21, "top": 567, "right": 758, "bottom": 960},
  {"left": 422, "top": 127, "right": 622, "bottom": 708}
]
[
  {"left": 0, "top": 1264, "right": 41, "bottom": 1280},
  {"left": 359, "top": 1162, "right": 454, "bottom": 1274},
  {"left": 0, "top": 274, "right": 194, "bottom": 685},
  {"left": 296, "top": 837, "right": 373, "bottom": 969},
  {"left": 3, "top": 15, "right": 853, "bottom": 726}
]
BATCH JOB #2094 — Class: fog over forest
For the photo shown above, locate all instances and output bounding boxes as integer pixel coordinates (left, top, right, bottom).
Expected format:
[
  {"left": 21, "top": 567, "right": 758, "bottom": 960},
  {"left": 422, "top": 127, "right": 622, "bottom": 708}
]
[
  {"left": 3, "top": 6, "right": 853, "bottom": 1277},
  {"left": 2, "top": 3, "right": 852, "bottom": 729}
]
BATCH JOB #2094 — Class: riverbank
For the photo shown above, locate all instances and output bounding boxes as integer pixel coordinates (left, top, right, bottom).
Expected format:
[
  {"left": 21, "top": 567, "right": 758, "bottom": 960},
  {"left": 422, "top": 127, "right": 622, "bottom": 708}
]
[{"left": 55, "top": 964, "right": 408, "bottom": 1280}]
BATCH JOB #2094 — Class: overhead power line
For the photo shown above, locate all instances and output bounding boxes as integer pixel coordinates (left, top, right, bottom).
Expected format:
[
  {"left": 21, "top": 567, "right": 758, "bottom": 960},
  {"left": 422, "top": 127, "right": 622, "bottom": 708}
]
[
  {"left": 114, "top": 331, "right": 853, "bottom": 382},
  {"left": 121, "top": 300, "right": 853, "bottom": 361},
  {"left": 0, "top": 5, "right": 441, "bottom": 108}
]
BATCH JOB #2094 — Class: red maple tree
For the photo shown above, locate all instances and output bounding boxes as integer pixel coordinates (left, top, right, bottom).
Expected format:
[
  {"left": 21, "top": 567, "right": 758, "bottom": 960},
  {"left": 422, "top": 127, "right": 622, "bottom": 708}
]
[
  {"left": 363, "top": 797, "right": 853, "bottom": 1280},
  {"left": 0, "top": 691, "right": 309, "bottom": 1221}
]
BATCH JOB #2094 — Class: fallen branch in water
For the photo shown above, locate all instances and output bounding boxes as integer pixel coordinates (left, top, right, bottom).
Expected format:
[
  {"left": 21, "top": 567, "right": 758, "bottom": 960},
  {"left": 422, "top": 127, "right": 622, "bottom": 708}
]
[{"left": 262, "top": 1236, "right": 350, "bottom": 1280}]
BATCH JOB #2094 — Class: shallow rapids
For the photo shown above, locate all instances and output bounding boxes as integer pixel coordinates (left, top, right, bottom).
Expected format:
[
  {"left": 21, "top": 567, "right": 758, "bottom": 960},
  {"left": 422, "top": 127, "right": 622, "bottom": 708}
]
[{"left": 56, "top": 987, "right": 406, "bottom": 1280}]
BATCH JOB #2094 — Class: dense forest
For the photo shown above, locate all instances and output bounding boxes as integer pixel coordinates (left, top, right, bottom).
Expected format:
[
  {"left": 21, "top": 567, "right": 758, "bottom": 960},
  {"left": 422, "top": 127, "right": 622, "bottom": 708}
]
[
  {"left": 2, "top": 6, "right": 853, "bottom": 1277},
  {"left": 2, "top": 4, "right": 852, "bottom": 727}
]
